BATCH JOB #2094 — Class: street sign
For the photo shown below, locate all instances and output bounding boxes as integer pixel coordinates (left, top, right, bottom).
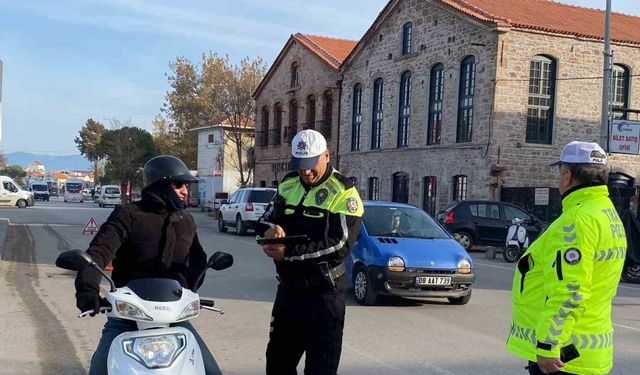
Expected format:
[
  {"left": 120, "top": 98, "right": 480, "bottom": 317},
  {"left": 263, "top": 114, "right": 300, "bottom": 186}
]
[
  {"left": 534, "top": 188, "right": 549, "bottom": 206},
  {"left": 82, "top": 218, "right": 100, "bottom": 234},
  {"left": 610, "top": 119, "right": 640, "bottom": 154}
]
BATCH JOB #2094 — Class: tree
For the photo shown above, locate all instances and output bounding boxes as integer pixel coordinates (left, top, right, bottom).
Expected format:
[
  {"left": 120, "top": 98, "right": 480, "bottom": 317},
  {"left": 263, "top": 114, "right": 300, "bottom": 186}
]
[
  {"left": 97, "top": 122, "right": 156, "bottom": 202},
  {"left": 151, "top": 115, "right": 174, "bottom": 155},
  {"left": 75, "top": 118, "right": 106, "bottom": 180},
  {"left": 0, "top": 152, "right": 7, "bottom": 169},
  {"left": 1, "top": 164, "right": 26, "bottom": 179}
]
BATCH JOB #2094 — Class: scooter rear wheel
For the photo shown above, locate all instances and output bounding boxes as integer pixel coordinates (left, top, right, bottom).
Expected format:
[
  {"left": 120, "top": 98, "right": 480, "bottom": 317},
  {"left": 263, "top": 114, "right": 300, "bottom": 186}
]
[{"left": 503, "top": 245, "right": 522, "bottom": 263}]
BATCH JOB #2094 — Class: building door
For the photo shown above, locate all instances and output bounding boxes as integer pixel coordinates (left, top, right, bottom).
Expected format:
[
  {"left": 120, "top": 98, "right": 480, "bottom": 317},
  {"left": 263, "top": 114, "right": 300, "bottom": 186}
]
[{"left": 392, "top": 172, "right": 409, "bottom": 203}]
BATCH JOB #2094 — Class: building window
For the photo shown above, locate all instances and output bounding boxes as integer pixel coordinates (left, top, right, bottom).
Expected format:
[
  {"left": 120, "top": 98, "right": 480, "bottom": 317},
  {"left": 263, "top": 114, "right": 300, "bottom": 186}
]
[
  {"left": 305, "top": 95, "right": 316, "bottom": 130},
  {"left": 452, "top": 175, "right": 467, "bottom": 201},
  {"left": 259, "top": 181, "right": 267, "bottom": 187},
  {"left": 392, "top": 172, "right": 409, "bottom": 203},
  {"left": 368, "top": 177, "right": 380, "bottom": 200},
  {"left": 397, "top": 71, "right": 411, "bottom": 147},
  {"left": 612, "top": 64, "right": 630, "bottom": 119},
  {"left": 372, "top": 78, "right": 384, "bottom": 150},
  {"left": 351, "top": 84, "right": 363, "bottom": 151},
  {"left": 402, "top": 22, "right": 413, "bottom": 55},
  {"left": 322, "top": 90, "right": 333, "bottom": 138},
  {"left": 427, "top": 63, "right": 444, "bottom": 145},
  {"left": 285, "top": 99, "right": 298, "bottom": 144},
  {"left": 526, "top": 55, "right": 556, "bottom": 144},
  {"left": 258, "top": 106, "right": 269, "bottom": 147},
  {"left": 291, "top": 62, "right": 299, "bottom": 87},
  {"left": 271, "top": 103, "right": 282, "bottom": 146},
  {"left": 422, "top": 176, "right": 437, "bottom": 216},
  {"left": 208, "top": 134, "right": 214, "bottom": 143},
  {"left": 272, "top": 180, "right": 279, "bottom": 188},
  {"left": 457, "top": 56, "right": 475, "bottom": 143}
]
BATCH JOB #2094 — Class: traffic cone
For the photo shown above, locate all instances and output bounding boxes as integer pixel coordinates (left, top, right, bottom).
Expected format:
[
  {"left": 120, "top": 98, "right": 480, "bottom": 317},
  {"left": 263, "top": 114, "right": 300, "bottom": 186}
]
[{"left": 105, "top": 262, "right": 114, "bottom": 272}]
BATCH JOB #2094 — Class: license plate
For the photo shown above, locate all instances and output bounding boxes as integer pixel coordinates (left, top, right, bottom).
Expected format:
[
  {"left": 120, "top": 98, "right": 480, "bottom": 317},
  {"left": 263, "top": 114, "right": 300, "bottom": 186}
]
[{"left": 416, "top": 276, "right": 451, "bottom": 286}]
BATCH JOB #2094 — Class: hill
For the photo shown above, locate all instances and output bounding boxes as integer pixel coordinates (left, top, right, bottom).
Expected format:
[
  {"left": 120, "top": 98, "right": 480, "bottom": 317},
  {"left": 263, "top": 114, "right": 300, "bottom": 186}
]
[{"left": 4, "top": 152, "right": 92, "bottom": 171}]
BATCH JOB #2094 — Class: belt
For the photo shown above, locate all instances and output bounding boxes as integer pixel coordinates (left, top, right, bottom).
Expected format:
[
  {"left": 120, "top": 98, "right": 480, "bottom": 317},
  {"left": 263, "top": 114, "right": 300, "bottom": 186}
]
[{"left": 278, "top": 263, "right": 345, "bottom": 290}]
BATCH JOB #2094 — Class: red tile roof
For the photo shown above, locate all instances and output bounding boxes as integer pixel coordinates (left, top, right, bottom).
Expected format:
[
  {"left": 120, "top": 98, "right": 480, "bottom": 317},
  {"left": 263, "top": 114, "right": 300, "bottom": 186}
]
[
  {"left": 253, "top": 33, "right": 357, "bottom": 98},
  {"left": 343, "top": 0, "right": 640, "bottom": 68}
]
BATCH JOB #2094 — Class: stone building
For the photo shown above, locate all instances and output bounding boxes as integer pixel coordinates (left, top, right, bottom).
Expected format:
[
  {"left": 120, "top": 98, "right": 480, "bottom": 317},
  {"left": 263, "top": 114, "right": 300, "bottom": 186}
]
[
  {"left": 338, "top": 0, "right": 640, "bottom": 218},
  {"left": 253, "top": 33, "right": 357, "bottom": 186}
]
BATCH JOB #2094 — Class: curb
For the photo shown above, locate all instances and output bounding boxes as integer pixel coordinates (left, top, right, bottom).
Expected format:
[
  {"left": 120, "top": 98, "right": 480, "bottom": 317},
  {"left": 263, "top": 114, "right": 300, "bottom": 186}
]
[{"left": 0, "top": 218, "right": 9, "bottom": 257}]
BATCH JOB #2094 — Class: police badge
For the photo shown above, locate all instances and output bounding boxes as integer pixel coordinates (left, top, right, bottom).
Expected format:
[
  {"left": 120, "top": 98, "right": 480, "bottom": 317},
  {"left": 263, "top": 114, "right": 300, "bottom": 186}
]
[
  {"left": 315, "top": 189, "right": 328, "bottom": 205},
  {"left": 346, "top": 197, "right": 358, "bottom": 213}
]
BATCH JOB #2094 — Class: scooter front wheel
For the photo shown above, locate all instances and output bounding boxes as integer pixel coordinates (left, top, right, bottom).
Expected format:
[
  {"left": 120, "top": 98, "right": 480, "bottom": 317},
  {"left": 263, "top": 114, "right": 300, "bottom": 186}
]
[{"left": 503, "top": 245, "right": 522, "bottom": 263}]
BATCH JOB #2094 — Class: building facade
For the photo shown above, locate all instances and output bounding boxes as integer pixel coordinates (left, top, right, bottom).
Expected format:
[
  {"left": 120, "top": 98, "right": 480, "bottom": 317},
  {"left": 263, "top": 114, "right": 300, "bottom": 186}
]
[
  {"left": 339, "top": 0, "right": 640, "bottom": 218},
  {"left": 253, "top": 33, "right": 357, "bottom": 186}
]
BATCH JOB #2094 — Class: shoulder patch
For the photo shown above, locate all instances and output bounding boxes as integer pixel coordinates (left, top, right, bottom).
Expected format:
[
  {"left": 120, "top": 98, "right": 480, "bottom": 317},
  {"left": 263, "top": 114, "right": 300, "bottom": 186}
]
[
  {"left": 564, "top": 248, "right": 582, "bottom": 265},
  {"left": 346, "top": 197, "right": 359, "bottom": 213}
]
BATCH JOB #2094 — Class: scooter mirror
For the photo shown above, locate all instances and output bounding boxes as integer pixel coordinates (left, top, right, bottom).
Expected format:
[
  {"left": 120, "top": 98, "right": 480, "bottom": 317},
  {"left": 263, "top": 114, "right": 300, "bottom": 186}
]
[
  {"left": 56, "top": 249, "right": 95, "bottom": 271},
  {"left": 208, "top": 251, "right": 234, "bottom": 271}
]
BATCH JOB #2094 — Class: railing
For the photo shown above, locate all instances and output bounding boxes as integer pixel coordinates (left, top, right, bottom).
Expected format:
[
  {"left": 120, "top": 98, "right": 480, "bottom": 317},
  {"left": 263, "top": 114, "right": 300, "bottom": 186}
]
[
  {"left": 269, "top": 128, "right": 281, "bottom": 146},
  {"left": 283, "top": 126, "right": 298, "bottom": 144},
  {"left": 255, "top": 131, "right": 269, "bottom": 147},
  {"left": 316, "top": 120, "right": 332, "bottom": 139},
  {"left": 301, "top": 122, "right": 315, "bottom": 130}
]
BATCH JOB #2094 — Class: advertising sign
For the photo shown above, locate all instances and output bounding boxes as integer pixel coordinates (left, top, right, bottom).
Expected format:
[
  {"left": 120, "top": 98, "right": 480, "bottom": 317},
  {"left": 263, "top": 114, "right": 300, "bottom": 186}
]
[
  {"left": 534, "top": 188, "right": 550, "bottom": 206},
  {"left": 610, "top": 119, "right": 640, "bottom": 154}
]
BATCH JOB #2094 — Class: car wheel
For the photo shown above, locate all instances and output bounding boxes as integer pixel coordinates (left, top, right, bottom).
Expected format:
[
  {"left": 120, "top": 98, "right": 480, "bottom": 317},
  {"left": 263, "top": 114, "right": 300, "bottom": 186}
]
[
  {"left": 17, "top": 199, "right": 27, "bottom": 208},
  {"left": 218, "top": 216, "right": 227, "bottom": 233},
  {"left": 235, "top": 215, "right": 247, "bottom": 236},
  {"left": 448, "top": 288, "right": 472, "bottom": 305},
  {"left": 353, "top": 266, "right": 378, "bottom": 306},
  {"left": 502, "top": 245, "right": 522, "bottom": 263},
  {"left": 622, "top": 261, "right": 640, "bottom": 284},
  {"left": 455, "top": 231, "right": 474, "bottom": 251}
]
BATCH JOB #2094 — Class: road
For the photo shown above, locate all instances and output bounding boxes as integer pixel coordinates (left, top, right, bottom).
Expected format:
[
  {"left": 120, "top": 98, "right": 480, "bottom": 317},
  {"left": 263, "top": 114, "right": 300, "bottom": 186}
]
[{"left": 0, "top": 198, "right": 639, "bottom": 374}]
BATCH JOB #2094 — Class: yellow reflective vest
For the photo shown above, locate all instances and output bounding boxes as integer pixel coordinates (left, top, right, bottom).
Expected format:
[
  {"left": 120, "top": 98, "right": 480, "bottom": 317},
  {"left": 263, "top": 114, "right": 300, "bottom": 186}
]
[{"left": 507, "top": 185, "right": 626, "bottom": 375}]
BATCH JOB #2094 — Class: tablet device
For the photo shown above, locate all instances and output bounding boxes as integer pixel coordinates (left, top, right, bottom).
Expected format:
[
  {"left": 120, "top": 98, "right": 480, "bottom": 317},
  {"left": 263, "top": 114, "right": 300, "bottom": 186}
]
[{"left": 257, "top": 235, "right": 310, "bottom": 245}]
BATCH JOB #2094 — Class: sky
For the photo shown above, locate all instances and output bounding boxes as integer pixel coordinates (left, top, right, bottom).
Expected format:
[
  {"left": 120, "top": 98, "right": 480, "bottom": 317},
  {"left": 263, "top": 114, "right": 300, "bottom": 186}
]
[{"left": 0, "top": 0, "right": 638, "bottom": 155}]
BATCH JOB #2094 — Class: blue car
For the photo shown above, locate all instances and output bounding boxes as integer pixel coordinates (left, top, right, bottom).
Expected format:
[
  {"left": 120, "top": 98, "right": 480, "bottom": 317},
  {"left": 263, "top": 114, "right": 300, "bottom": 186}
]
[{"left": 345, "top": 201, "right": 475, "bottom": 306}]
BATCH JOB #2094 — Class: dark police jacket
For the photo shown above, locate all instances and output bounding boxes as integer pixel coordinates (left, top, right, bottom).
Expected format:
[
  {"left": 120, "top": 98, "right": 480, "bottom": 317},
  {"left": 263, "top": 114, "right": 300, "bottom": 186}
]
[
  {"left": 75, "top": 191, "right": 207, "bottom": 295},
  {"left": 256, "top": 167, "right": 364, "bottom": 283}
]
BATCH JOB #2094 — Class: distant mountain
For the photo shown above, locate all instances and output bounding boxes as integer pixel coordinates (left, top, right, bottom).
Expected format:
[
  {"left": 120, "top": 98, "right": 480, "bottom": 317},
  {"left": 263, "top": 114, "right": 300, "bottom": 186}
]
[{"left": 5, "top": 152, "right": 92, "bottom": 171}]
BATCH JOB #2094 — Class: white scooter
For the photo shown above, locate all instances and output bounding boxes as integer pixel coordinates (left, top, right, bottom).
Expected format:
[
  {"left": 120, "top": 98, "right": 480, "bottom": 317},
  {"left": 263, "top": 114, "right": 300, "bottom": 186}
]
[
  {"left": 503, "top": 218, "right": 530, "bottom": 263},
  {"left": 56, "top": 249, "right": 233, "bottom": 374}
]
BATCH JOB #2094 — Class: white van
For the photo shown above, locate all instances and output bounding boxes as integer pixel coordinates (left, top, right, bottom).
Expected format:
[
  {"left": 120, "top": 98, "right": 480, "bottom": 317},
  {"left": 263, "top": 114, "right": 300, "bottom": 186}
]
[
  {"left": 64, "top": 179, "right": 84, "bottom": 203},
  {"left": 98, "top": 185, "right": 122, "bottom": 207},
  {"left": 0, "top": 176, "right": 34, "bottom": 208}
]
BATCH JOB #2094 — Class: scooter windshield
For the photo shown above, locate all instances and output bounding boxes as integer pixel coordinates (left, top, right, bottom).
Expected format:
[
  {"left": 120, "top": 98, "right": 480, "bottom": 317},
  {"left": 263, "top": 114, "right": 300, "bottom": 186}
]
[{"left": 127, "top": 278, "right": 183, "bottom": 302}]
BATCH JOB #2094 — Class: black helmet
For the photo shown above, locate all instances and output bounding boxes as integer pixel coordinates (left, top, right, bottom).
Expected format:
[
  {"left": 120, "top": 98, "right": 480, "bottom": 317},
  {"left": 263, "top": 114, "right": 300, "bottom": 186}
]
[{"left": 143, "top": 155, "right": 197, "bottom": 188}]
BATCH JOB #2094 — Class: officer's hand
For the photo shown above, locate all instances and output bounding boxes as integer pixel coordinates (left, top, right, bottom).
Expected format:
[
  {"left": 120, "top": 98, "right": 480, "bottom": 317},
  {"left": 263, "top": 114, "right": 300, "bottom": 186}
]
[
  {"left": 536, "top": 355, "right": 564, "bottom": 374},
  {"left": 76, "top": 291, "right": 105, "bottom": 316},
  {"left": 265, "top": 225, "right": 285, "bottom": 239},
  {"left": 263, "top": 244, "right": 285, "bottom": 261}
]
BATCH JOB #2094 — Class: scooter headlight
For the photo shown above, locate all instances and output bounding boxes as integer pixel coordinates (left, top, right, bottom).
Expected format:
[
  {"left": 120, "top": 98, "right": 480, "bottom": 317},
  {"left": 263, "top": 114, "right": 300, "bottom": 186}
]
[
  {"left": 123, "top": 334, "right": 186, "bottom": 369},
  {"left": 115, "top": 300, "right": 153, "bottom": 321},
  {"left": 176, "top": 300, "right": 200, "bottom": 321}
]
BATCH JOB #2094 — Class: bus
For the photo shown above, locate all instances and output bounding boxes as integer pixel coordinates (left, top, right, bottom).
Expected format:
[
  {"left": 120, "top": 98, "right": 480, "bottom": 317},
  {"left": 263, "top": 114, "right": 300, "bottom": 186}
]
[{"left": 64, "top": 179, "right": 84, "bottom": 203}]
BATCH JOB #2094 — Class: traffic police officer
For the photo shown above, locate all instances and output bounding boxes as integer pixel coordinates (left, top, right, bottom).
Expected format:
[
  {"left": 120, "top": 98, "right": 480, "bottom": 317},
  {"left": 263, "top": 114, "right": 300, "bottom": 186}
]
[
  {"left": 507, "top": 141, "right": 626, "bottom": 374},
  {"left": 256, "top": 129, "right": 363, "bottom": 375}
]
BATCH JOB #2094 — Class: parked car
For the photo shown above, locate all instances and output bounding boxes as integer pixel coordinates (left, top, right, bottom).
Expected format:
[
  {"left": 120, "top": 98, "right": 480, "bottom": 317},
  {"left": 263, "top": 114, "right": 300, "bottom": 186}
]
[
  {"left": 98, "top": 185, "right": 122, "bottom": 207},
  {"left": 436, "top": 200, "right": 545, "bottom": 251},
  {"left": 345, "top": 201, "right": 475, "bottom": 306},
  {"left": 218, "top": 187, "right": 277, "bottom": 235},
  {"left": 82, "top": 188, "right": 92, "bottom": 200},
  {"left": 48, "top": 186, "right": 59, "bottom": 197}
]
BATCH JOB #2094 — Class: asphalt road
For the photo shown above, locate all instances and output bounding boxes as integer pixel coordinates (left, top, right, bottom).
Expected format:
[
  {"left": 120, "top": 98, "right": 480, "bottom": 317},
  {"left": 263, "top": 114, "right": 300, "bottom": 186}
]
[{"left": 0, "top": 199, "right": 639, "bottom": 374}]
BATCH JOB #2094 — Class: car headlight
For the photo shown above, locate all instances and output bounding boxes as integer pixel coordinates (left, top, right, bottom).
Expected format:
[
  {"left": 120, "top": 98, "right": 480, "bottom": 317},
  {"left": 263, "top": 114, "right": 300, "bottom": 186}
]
[
  {"left": 457, "top": 258, "right": 472, "bottom": 274},
  {"left": 115, "top": 300, "right": 153, "bottom": 321},
  {"left": 388, "top": 256, "right": 405, "bottom": 272},
  {"left": 176, "top": 301, "right": 200, "bottom": 321},
  {"left": 123, "top": 334, "right": 186, "bottom": 369}
]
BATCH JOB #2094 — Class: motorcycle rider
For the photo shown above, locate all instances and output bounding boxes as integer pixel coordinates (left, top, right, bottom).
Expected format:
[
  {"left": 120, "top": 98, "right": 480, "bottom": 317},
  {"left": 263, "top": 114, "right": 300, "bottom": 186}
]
[{"left": 74, "top": 155, "right": 223, "bottom": 375}]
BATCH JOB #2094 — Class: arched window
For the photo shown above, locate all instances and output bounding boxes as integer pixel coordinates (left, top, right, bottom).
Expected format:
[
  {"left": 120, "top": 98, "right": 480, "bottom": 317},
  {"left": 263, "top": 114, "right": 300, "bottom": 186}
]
[
  {"left": 322, "top": 90, "right": 333, "bottom": 138},
  {"left": 372, "top": 78, "right": 384, "bottom": 150},
  {"left": 428, "top": 63, "right": 444, "bottom": 145},
  {"left": 392, "top": 171, "right": 410, "bottom": 203},
  {"left": 457, "top": 56, "right": 475, "bottom": 143},
  {"left": 290, "top": 62, "right": 299, "bottom": 87},
  {"left": 285, "top": 99, "right": 298, "bottom": 144},
  {"left": 612, "top": 64, "right": 630, "bottom": 119},
  {"left": 402, "top": 22, "right": 413, "bottom": 55},
  {"left": 305, "top": 95, "right": 316, "bottom": 130},
  {"left": 258, "top": 106, "right": 269, "bottom": 147},
  {"left": 351, "top": 84, "right": 363, "bottom": 151},
  {"left": 397, "top": 71, "right": 412, "bottom": 147},
  {"left": 452, "top": 175, "right": 467, "bottom": 201},
  {"left": 422, "top": 176, "right": 437, "bottom": 216},
  {"left": 526, "top": 55, "right": 556, "bottom": 144},
  {"left": 271, "top": 103, "right": 282, "bottom": 146}
]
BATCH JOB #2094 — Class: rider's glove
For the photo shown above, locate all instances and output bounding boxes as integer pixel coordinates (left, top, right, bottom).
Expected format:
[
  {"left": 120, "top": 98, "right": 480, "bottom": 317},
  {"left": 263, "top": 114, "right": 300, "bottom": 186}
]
[{"left": 76, "top": 291, "right": 105, "bottom": 316}]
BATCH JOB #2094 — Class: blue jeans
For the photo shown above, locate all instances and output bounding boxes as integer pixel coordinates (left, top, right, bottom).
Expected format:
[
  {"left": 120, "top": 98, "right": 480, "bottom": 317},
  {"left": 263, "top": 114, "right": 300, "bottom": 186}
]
[{"left": 88, "top": 318, "right": 223, "bottom": 375}]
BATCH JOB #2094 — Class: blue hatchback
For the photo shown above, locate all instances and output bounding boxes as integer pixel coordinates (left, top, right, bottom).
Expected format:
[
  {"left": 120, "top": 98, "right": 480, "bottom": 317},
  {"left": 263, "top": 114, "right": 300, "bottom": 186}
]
[{"left": 345, "top": 201, "right": 475, "bottom": 305}]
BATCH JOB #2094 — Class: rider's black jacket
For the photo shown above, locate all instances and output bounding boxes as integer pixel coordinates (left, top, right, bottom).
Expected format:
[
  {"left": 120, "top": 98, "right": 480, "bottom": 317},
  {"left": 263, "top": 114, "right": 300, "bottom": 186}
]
[{"left": 75, "top": 190, "right": 207, "bottom": 296}]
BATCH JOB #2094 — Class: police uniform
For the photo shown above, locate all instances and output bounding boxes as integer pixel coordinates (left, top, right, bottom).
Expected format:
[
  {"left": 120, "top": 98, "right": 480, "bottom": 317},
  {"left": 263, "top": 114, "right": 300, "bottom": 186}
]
[
  {"left": 507, "top": 143, "right": 626, "bottom": 375},
  {"left": 257, "top": 164, "right": 363, "bottom": 375}
]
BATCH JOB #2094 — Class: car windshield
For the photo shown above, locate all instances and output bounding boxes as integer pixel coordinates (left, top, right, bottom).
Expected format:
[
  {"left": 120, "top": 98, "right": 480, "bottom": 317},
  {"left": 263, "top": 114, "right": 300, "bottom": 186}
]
[
  {"left": 363, "top": 206, "right": 450, "bottom": 239},
  {"left": 105, "top": 188, "right": 120, "bottom": 194},
  {"left": 32, "top": 185, "right": 48, "bottom": 191},
  {"left": 66, "top": 183, "right": 82, "bottom": 193},
  {"left": 247, "top": 190, "right": 275, "bottom": 203}
]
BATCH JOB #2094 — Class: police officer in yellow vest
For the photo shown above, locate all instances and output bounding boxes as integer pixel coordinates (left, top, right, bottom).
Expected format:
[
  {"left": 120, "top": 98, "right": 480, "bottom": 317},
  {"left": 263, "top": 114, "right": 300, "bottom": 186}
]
[
  {"left": 507, "top": 141, "right": 626, "bottom": 375},
  {"left": 256, "top": 129, "right": 363, "bottom": 375}
]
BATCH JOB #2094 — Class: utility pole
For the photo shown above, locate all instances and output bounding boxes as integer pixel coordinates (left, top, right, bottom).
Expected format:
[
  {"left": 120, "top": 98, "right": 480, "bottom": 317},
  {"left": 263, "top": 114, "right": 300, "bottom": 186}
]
[{"left": 599, "top": 0, "right": 612, "bottom": 152}]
